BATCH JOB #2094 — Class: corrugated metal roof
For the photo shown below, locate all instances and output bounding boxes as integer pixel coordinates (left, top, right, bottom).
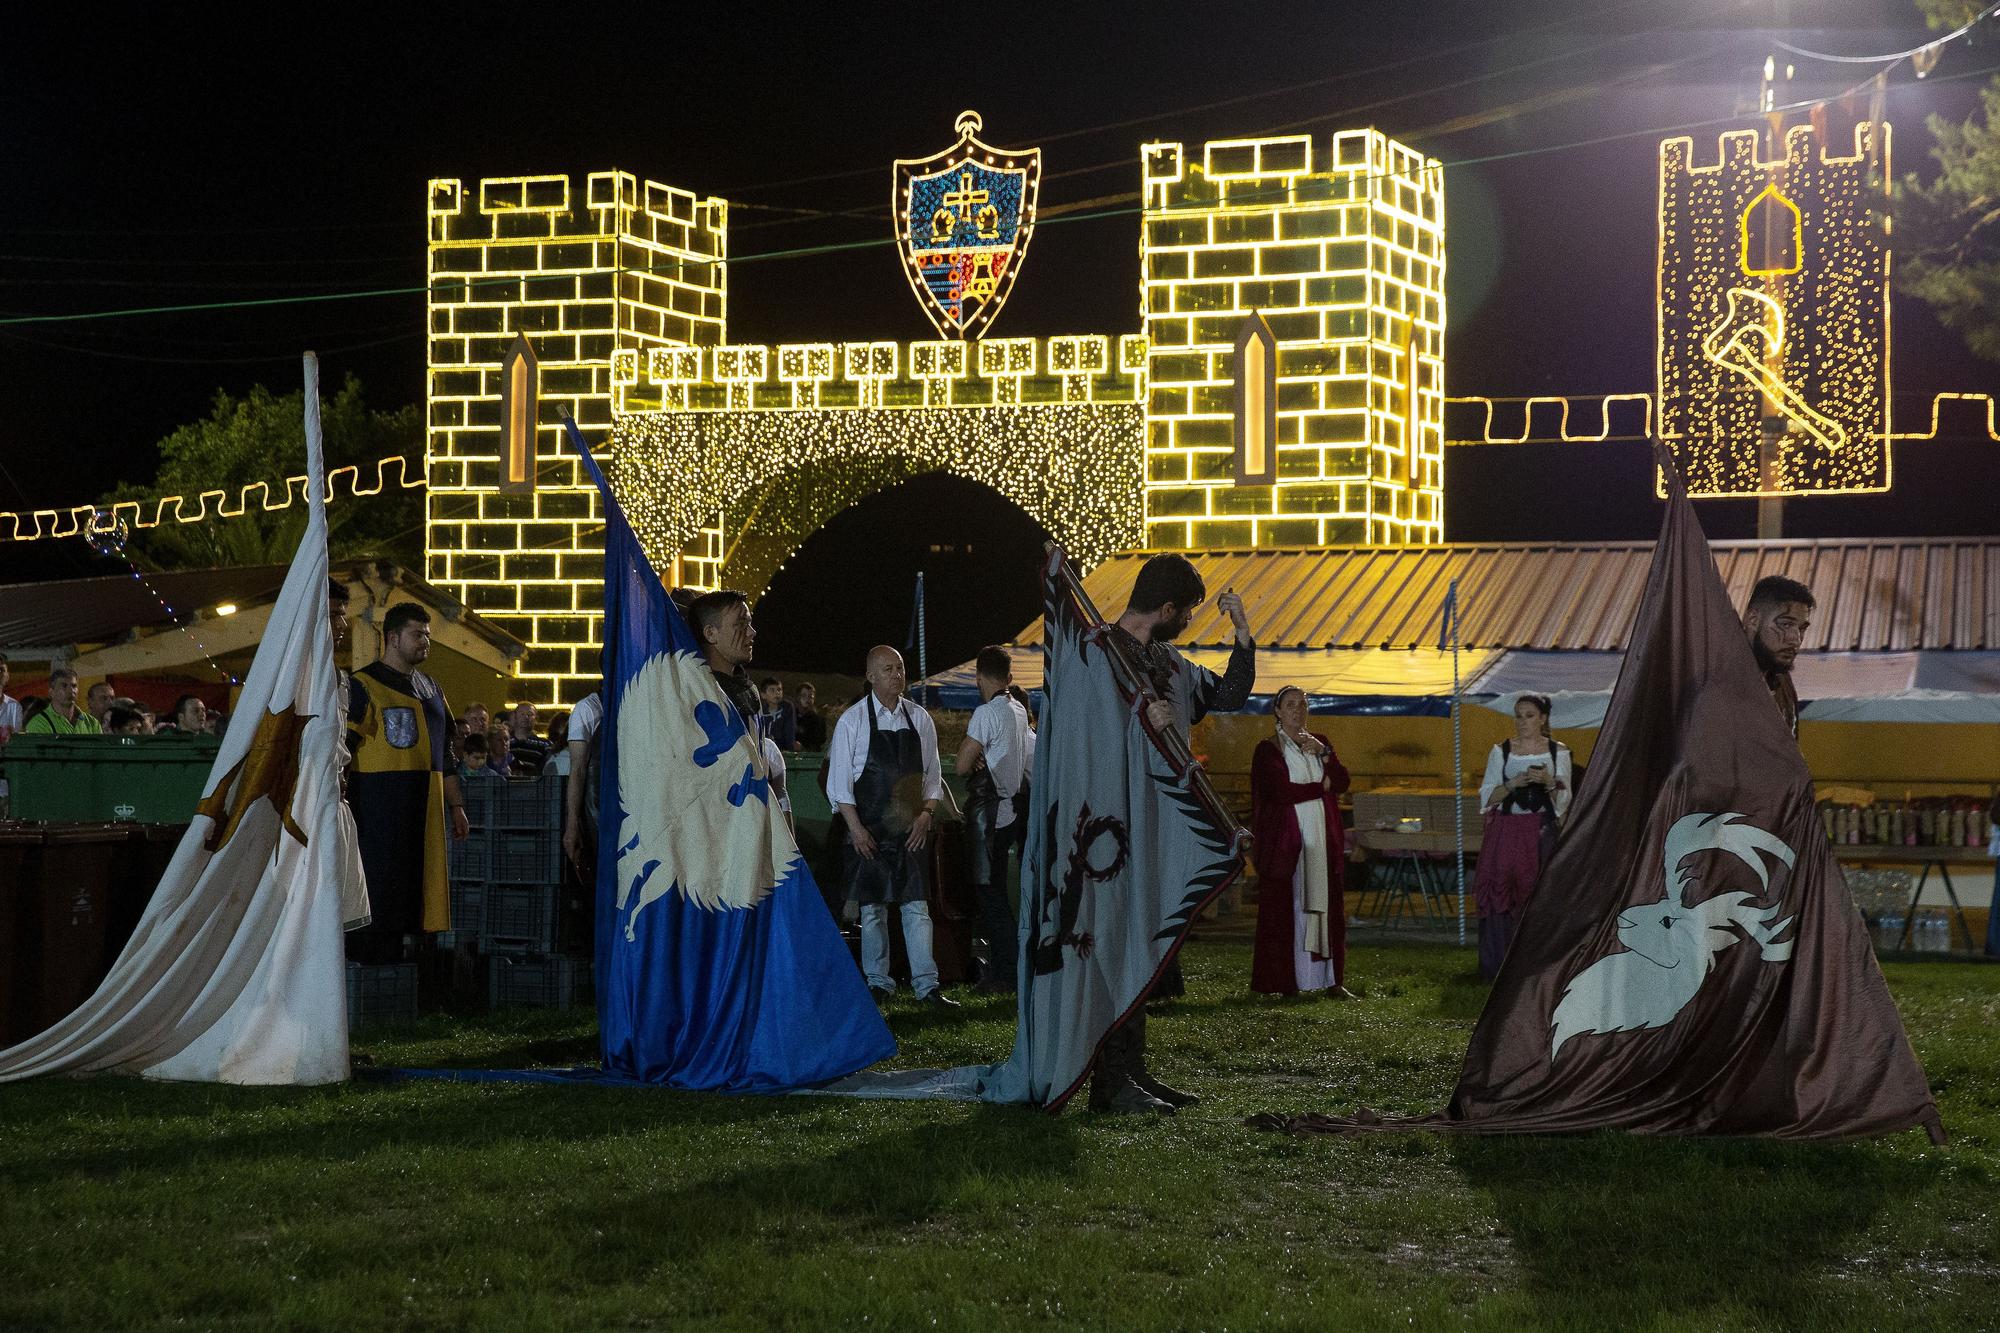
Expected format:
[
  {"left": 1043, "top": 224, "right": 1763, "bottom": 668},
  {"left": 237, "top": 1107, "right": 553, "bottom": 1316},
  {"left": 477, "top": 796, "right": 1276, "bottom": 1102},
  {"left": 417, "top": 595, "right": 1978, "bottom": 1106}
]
[{"left": 1015, "top": 539, "right": 2000, "bottom": 653}]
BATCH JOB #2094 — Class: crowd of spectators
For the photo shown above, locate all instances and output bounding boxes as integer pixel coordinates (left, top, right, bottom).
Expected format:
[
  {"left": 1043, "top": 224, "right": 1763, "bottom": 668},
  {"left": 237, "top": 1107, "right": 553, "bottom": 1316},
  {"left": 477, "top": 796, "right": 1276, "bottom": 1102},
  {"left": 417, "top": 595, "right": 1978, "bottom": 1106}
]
[
  {"left": 0, "top": 654, "right": 228, "bottom": 743},
  {"left": 0, "top": 646, "right": 844, "bottom": 818},
  {"left": 449, "top": 699, "right": 571, "bottom": 782}
]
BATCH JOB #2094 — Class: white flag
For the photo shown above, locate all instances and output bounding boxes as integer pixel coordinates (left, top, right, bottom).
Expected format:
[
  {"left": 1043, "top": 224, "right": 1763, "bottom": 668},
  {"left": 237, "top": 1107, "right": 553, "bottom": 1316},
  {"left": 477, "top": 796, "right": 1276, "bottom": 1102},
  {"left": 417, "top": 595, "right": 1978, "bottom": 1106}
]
[{"left": 0, "top": 353, "right": 358, "bottom": 1085}]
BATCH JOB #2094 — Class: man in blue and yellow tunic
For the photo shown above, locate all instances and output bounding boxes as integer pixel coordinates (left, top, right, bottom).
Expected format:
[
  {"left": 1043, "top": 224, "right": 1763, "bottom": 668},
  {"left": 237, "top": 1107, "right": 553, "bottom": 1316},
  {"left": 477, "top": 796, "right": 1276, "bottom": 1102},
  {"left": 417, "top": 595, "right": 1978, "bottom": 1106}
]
[{"left": 345, "top": 602, "right": 469, "bottom": 963}]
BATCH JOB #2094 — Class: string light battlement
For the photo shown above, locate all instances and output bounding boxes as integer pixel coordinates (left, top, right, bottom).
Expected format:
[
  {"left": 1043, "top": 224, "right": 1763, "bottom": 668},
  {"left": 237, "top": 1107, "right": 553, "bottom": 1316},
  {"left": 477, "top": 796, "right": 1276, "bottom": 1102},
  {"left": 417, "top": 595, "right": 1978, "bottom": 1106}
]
[
  {"left": 1140, "top": 129, "right": 1446, "bottom": 550},
  {"left": 612, "top": 333, "right": 1148, "bottom": 413},
  {"left": 0, "top": 452, "right": 424, "bottom": 545},
  {"left": 1662, "top": 121, "right": 1886, "bottom": 174},
  {"left": 1657, "top": 120, "right": 1891, "bottom": 497}
]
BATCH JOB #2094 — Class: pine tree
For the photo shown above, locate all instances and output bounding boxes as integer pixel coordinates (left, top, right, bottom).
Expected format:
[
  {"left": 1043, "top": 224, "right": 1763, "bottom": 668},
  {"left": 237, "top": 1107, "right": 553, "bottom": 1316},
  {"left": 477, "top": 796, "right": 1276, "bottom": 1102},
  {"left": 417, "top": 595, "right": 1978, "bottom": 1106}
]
[{"left": 1896, "top": 0, "right": 2000, "bottom": 360}]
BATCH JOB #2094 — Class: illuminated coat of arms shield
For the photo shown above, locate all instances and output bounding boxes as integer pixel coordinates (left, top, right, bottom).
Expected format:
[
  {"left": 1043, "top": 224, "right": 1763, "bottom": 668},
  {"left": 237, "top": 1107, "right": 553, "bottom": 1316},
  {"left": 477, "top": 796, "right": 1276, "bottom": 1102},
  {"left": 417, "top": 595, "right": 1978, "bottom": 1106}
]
[{"left": 893, "top": 110, "right": 1041, "bottom": 340}]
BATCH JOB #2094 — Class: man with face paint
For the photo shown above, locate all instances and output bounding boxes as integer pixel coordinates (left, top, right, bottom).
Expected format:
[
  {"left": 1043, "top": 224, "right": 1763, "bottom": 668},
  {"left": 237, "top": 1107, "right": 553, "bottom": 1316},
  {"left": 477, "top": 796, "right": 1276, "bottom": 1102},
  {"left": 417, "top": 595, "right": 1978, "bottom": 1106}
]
[
  {"left": 1739, "top": 575, "right": 1815, "bottom": 740},
  {"left": 1091, "top": 552, "right": 1255, "bottom": 1113}
]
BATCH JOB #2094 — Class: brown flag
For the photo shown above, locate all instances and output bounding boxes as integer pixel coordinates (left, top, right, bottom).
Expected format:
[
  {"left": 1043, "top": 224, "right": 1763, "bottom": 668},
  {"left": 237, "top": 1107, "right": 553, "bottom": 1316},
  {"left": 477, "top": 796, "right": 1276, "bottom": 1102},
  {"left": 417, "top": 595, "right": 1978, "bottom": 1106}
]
[{"left": 1261, "top": 464, "right": 1943, "bottom": 1142}]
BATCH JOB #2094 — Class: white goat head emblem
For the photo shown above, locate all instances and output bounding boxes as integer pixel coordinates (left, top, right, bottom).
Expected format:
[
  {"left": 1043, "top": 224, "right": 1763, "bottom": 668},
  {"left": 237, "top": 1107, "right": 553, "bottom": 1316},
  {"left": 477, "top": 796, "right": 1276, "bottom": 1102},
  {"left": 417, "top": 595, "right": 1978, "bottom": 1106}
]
[{"left": 1549, "top": 812, "right": 1796, "bottom": 1060}]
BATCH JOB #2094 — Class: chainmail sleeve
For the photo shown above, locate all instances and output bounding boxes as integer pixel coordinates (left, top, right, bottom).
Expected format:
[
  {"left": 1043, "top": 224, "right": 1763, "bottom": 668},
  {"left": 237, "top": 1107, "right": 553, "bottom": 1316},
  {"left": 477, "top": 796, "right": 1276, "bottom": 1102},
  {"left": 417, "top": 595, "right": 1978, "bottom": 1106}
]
[{"left": 1189, "top": 639, "right": 1256, "bottom": 723}]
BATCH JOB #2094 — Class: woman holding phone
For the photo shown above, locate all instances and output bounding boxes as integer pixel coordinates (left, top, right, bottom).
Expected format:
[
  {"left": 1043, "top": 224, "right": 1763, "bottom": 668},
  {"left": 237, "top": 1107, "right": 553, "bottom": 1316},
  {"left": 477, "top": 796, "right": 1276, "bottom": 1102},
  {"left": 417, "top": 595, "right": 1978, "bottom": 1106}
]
[{"left": 1472, "top": 694, "right": 1571, "bottom": 981}]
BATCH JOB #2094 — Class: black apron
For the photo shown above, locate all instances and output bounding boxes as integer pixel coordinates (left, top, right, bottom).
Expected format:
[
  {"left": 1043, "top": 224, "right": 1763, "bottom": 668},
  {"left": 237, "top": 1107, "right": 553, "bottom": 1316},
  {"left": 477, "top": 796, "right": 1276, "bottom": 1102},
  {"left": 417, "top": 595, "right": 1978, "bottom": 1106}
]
[
  {"left": 844, "top": 699, "right": 930, "bottom": 907},
  {"left": 964, "top": 765, "right": 998, "bottom": 885}
]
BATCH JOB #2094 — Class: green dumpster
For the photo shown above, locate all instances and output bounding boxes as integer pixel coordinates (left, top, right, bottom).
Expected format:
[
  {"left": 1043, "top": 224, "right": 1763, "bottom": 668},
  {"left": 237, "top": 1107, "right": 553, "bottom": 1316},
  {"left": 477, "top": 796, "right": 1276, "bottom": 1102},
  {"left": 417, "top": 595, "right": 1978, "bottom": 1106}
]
[{"left": 3, "top": 735, "right": 221, "bottom": 824}]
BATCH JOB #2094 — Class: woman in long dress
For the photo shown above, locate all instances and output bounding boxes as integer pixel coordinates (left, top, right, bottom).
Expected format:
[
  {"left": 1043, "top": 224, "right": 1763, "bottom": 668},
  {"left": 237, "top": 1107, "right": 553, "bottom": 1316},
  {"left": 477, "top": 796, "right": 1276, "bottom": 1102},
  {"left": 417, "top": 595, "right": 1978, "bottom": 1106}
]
[
  {"left": 1250, "top": 686, "right": 1355, "bottom": 998},
  {"left": 1473, "top": 694, "right": 1572, "bottom": 981}
]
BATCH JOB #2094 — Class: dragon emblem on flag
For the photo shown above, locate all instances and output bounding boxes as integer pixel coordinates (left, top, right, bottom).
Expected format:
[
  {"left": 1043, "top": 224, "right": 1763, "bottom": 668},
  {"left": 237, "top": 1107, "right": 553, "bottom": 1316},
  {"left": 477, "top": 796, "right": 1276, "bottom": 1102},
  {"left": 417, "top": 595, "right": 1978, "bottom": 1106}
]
[{"left": 893, "top": 110, "right": 1041, "bottom": 340}]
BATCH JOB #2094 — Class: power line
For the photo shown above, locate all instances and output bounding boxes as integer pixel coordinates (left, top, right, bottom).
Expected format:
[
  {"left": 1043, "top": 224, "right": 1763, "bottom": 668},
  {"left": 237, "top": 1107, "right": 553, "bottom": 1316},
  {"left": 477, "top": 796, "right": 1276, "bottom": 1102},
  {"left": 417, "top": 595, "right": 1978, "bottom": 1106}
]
[
  {"left": 0, "top": 251, "right": 423, "bottom": 268},
  {"left": 1773, "top": 1, "right": 2000, "bottom": 64},
  {"left": 729, "top": 12, "right": 1705, "bottom": 234},
  {"left": 719, "top": 0, "right": 1674, "bottom": 196},
  {"left": 3, "top": 56, "right": 1994, "bottom": 332},
  {"left": 0, "top": 327, "right": 424, "bottom": 366}
]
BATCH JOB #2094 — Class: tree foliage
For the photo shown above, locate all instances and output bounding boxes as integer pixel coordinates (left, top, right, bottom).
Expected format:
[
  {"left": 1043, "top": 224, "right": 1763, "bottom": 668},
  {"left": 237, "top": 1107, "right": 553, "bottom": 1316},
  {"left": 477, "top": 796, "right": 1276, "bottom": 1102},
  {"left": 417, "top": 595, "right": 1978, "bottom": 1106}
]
[
  {"left": 1895, "top": 0, "right": 2000, "bottom": 361},
  {"left": 105, "top": 377, "right": 423, "bottom": 571}
]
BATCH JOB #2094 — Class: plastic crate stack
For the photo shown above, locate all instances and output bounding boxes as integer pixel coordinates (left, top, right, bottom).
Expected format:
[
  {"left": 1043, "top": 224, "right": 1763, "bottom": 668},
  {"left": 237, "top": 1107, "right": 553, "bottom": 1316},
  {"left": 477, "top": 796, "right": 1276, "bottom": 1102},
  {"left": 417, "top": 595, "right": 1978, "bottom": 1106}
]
[
  {"left": 488, "top": 953, "right": 588, "bottom": 1009},
  {"left": 345, "top": 961, "right": 417, "bottom": 1028},
  {"left": 447, "top": 773, "right": 587, "bottom": 1008}
]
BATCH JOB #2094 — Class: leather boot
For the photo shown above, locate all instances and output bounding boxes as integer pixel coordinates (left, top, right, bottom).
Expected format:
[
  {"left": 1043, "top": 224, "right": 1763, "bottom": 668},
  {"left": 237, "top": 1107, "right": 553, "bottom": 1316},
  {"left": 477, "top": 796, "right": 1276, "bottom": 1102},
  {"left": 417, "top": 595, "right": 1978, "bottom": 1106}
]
[
  {"left": 1134, "top": 1070, "right": 1200, "bottom": 1109},
  {"left": 1087, "top": 1015, "right": 1172, "bottom": 1114},
  {"left": 1089, "top": 1075, "right": 1174, "bottom": 1115}
]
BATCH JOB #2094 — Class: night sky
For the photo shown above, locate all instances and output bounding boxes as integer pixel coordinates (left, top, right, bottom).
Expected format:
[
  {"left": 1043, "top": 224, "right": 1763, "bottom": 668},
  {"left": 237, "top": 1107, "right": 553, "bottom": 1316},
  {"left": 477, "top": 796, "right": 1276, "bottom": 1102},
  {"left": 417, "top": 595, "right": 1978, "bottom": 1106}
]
[{"left": 4, "top": 1, "right": 1996, "bottom": 671}]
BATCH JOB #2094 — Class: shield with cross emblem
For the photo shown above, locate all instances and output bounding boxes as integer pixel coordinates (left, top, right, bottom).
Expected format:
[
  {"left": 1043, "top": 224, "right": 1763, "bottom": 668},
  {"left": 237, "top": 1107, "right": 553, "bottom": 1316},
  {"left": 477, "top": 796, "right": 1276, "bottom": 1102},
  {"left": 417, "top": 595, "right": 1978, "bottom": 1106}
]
[{"left": 893, "top": 110, "right": 1041, "bottom": 340}]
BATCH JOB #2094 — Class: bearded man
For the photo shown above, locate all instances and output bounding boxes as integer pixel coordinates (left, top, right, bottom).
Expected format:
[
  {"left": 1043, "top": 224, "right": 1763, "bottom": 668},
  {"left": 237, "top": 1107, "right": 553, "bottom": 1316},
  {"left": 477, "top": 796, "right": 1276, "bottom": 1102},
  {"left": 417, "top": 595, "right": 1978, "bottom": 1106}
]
[
  {"left": 1740, "top": 575, "right": 1814, "bottom": 739},
  {"left": 1091, "top": 552, "right": 1254, "bottom": 1113}
]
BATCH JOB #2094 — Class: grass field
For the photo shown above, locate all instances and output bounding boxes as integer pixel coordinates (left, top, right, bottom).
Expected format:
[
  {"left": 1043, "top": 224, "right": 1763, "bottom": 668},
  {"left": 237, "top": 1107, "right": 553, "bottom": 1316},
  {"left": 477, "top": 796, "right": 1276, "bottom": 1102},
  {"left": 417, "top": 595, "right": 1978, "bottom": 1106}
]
[{"left": 2, "top": 923, "right": 1995, "bottom": 1331}]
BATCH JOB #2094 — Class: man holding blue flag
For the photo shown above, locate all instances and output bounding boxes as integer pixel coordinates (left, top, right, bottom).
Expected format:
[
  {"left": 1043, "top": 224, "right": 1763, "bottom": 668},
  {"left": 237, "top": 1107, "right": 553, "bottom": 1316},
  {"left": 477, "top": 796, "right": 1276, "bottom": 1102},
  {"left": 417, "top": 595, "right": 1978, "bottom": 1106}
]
[{"left": 566, "top": 418, "right": 894, "bottom": 1092}]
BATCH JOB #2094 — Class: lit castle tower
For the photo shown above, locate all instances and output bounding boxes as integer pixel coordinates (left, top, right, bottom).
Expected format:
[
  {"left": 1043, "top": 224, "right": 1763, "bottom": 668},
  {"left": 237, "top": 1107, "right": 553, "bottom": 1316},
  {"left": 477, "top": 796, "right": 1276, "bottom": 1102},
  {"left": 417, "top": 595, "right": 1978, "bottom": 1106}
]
[
  {"left": 1657, "top": 121, "right": 1891, "bottom": 495},
  {"left": 1139, "top": 130, "right": 1446, "bottom": 548},
  {"left": 424, "top": 173, "right": 728, "bottom": 705}
]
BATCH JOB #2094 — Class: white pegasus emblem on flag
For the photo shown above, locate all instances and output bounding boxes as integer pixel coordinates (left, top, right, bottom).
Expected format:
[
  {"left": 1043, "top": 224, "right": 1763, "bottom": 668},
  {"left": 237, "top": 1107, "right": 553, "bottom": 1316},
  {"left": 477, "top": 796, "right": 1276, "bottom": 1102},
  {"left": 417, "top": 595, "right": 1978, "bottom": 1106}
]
[
  {"left": 616, "top": 651, "right": 788, "bottom": 936},
  {"left": 1550, "top": 812, "right": 1797, "bottom": 1059}
]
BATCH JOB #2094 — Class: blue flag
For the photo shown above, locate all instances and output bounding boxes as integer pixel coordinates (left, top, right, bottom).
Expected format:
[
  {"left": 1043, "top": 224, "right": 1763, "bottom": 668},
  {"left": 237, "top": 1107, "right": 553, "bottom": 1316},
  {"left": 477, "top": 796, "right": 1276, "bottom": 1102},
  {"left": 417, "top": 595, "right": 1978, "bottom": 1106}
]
[{"left": 566, "top": 419, "right": 894, "bottom": 1091}]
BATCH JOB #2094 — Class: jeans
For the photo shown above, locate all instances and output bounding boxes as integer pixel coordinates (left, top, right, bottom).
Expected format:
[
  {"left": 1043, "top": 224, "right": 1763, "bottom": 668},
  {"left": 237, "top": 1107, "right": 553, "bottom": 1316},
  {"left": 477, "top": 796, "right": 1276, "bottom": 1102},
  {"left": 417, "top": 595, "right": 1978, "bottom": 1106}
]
[{"left": 861, "top": 901, "right": 938, "bottom": 996}]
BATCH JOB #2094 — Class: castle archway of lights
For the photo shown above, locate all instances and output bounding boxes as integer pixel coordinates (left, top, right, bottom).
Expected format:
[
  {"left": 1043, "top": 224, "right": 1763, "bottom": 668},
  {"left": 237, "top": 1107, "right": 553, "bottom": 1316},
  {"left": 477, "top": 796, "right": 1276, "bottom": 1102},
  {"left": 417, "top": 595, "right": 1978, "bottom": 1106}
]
[{"left": 425, "top": 114, "right": 1889, "bottom": 705}]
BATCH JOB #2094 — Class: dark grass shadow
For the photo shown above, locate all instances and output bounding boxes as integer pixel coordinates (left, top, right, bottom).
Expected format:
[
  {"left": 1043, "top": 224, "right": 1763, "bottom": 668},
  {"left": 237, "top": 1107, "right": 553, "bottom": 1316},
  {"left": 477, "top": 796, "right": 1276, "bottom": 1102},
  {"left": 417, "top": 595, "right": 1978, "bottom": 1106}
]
[
  {"left": 0, "top": 1072, "right": 847, "bottom": 1188},
  {"left": 1435, "top": 972, "right": 1492, "bottom": 1021},
  {"left": 556, "top": 1103, "right": 1081, "bottom": 1282},
  {"left": 402, "top": 1030, "right": 602, "bottom": 1069},
  {"left": 1452, "top": 1133, "right": 1935, "bottom": 1327}
]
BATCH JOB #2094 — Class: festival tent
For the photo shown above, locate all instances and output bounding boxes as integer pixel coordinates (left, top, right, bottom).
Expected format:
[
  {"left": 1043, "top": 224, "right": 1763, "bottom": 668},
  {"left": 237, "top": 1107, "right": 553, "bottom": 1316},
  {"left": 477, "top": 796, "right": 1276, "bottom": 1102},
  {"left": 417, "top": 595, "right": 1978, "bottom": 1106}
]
[
  {"left": 0, "top": 559, "right": 524, "bottom": 718},
  {"left": 1469, "top": 649, "right": 2000, "bottom": 728},
  {"left": 934, "top": 538, "right": 2000, "bottom": 721}
]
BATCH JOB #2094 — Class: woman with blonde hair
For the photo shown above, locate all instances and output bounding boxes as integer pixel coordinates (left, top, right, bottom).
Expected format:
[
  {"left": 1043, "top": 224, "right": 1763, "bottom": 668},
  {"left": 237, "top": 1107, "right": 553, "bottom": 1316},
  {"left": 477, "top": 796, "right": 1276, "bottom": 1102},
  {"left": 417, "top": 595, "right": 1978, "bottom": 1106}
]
[
  {"left": 1249, "top": 686, "right": 1354, "bottom": 998},
  {"left": 1473, "top": 693, "right": 1571, "bottom": 980}
]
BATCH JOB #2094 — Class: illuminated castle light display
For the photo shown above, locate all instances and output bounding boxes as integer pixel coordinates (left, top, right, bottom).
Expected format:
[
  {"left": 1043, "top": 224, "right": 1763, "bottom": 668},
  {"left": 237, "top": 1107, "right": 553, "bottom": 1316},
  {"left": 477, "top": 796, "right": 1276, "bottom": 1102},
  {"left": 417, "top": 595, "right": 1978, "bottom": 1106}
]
[
  {"left": 1141, "top": 131, "right": 1445, "bottom": 550},
  {"left": 1657, "top": 120, "right": 1891, "bottom": 496},
  {"left": 429, "top": 113, "right": 1898, "bottom": 706},
  {"left": 425, "top": 120, "right": 1449, "bottom": 705}
]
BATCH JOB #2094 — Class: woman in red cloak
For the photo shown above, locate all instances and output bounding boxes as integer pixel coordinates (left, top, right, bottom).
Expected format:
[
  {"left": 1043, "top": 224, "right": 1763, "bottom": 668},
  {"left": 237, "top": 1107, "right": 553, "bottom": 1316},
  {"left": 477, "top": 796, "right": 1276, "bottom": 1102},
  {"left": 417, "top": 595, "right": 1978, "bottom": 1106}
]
[{"left": 1250, "top": 686, "right": 1355, "bottom": 998}]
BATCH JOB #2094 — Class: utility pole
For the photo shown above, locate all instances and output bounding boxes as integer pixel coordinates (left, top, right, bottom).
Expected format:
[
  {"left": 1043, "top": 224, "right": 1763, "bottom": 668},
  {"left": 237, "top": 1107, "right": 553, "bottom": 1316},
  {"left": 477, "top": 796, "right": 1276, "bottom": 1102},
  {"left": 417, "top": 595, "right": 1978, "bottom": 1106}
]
[{"left": 1758, "top": 3, "right": 1792, "bottom": 539}]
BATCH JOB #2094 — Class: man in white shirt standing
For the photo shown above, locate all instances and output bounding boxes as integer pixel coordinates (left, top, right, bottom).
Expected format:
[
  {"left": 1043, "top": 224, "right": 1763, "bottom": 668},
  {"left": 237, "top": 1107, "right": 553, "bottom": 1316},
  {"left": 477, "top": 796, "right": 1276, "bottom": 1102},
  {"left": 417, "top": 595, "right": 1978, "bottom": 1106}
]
[
  {"left": 955, "top": 646, "right": 1033, "bottom": 995},
  {"left": 828, "top": 645, "right": 959, "bottom": 1010},
  {"left": 562, "top": 690, "right": 602, "bottom": 871}
]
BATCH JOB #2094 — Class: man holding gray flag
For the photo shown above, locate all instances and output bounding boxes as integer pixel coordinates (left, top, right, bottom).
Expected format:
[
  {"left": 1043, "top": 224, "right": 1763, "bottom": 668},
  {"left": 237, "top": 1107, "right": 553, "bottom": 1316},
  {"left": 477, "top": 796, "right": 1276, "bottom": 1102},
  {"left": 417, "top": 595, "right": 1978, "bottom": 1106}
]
[{"left": 826, "top": 547, "right": 1252, "bottom": 1114}]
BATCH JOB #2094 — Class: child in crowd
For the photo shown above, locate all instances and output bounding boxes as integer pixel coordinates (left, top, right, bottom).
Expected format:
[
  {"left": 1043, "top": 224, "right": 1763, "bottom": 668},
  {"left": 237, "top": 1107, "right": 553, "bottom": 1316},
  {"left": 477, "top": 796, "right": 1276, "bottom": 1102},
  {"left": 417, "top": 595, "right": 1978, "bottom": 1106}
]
[{"left": 459, "top": 732, "right": 502, "bottom": 781}]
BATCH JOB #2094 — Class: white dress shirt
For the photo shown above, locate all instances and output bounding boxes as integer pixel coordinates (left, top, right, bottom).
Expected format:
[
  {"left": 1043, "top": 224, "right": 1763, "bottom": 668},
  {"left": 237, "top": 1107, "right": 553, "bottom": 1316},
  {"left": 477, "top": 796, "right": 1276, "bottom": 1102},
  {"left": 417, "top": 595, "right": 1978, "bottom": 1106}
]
[
  {"left": 826, "top": 693, "right": 942, "bottom": 809},
  {"left": 967, "top": 693, "right": 1032, "bottom": 828}
]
